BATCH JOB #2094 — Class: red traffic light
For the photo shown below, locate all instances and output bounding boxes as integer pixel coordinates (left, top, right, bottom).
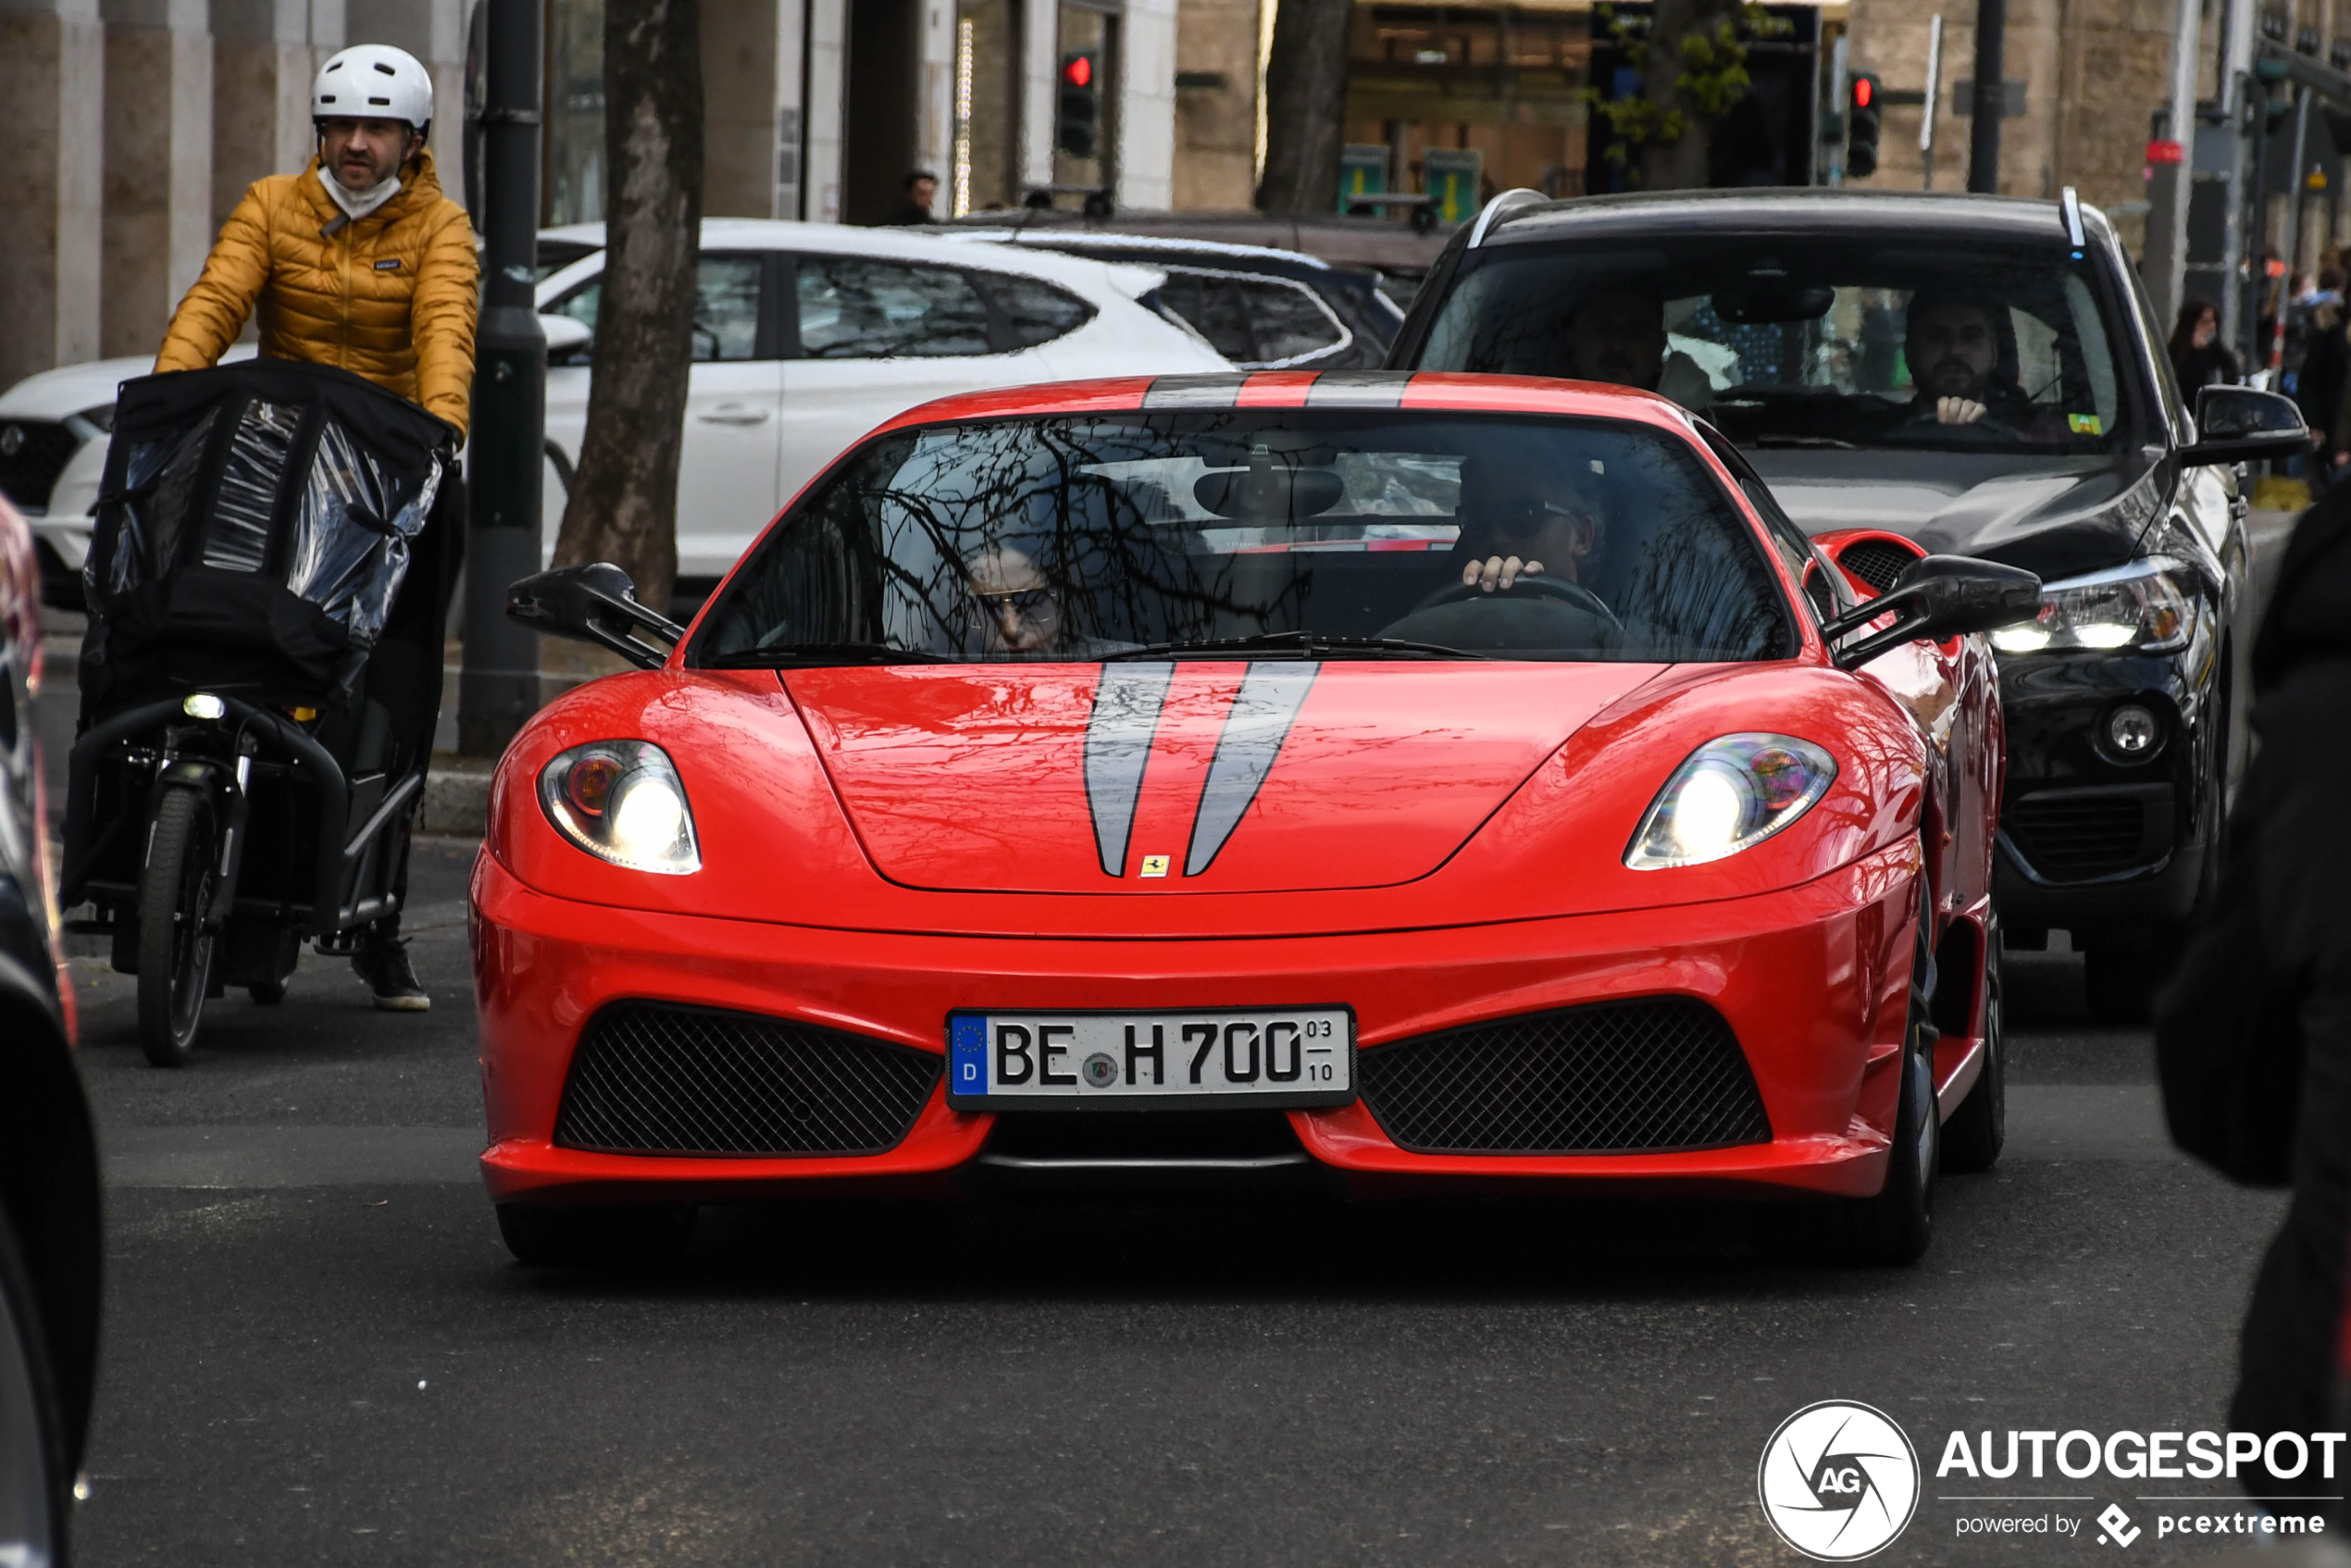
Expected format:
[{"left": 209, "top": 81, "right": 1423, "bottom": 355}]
[
  {"left": 1851, "top": 76, "right": 1873, "bottom": 108},
  {"left": 1064, "top": 55, "right": 1092, "bottom": 87}
]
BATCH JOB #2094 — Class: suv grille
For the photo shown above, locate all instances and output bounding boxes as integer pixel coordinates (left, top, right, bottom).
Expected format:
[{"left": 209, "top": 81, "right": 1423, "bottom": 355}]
[
  {"left": 1358, "top": 997, "right": 1771, "bottom": 1154},
  {"left": 1835, "top": 538, "right": 1918, "bottom": 592},
  {"left": 0, "top": 419, "right": 81, "bottom": 510},
  {"left": 554, "top": 1002, "right": 939, "bottom": 1157},
  {"left": 2005, "top": 791, "right": 2148, "bottom": 875}
]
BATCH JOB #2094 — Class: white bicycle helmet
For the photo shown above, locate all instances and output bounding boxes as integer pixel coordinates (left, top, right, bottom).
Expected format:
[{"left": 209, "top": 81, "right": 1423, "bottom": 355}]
[{"left": 312, "top": 44, "right": 433, "bottom": 134}]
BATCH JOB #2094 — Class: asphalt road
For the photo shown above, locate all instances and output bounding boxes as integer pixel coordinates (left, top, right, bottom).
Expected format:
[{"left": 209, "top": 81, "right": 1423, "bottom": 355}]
[{"left": 38, "top": 513, "right": 2312, "bottom": 1566}]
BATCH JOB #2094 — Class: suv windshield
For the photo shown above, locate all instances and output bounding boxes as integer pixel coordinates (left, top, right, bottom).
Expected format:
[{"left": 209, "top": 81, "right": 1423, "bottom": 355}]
[
  {"left": 693, "top": 411, "right": 1794, "bottom": 666},
  {"left": 1416, "top": 239, "right": 2130, "bottom": 456}
]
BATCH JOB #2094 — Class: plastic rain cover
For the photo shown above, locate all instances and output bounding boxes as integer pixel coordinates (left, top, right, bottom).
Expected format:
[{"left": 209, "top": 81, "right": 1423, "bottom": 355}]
[
  {"left": 203, "top": 398, "right": 301, "bottom": 571},
  {"left": 284, "top": 418, "right": 441, "bottom": 641},
  {"left": 104, "top": 408, "right": 217, "bottom": 598}
]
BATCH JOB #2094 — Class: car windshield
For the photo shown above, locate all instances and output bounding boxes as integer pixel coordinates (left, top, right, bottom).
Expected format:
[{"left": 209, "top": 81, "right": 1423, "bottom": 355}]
[
  {"left": 1415, "top": 239, "right": 2131, "bottom": 456},
  {"left": 691, "top": 411, "right": 1795, "bottom": 666}
]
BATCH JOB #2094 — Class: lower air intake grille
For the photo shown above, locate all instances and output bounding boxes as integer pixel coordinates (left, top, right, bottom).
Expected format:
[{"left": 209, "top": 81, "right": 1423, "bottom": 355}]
[
  {"left": 1358, "top": 997, "right": 1771, "bottom": 1154},
  {"left": 1835, "top": 538, "right": 1919, "bottom": 592},
  {"left": 554, "top": 1002, "right": 939, "bottom": 1157},
  {"left": 2005, "top": 791, "right": 2147, "bottom": 875}
]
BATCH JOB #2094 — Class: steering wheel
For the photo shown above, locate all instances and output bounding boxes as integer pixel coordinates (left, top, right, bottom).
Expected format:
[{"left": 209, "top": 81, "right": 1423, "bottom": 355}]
[{"left": 1414, "top": 571, "right": 1624, "bottom": 629}]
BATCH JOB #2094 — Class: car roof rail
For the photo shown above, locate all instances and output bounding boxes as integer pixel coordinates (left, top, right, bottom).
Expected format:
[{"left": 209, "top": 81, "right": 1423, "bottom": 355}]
[
  {"left": 2059, "top": 185, "right": 2085, "bottom": 252},
  {"left": 1468, "top": 188, "right": 1549, "bottom": 248}
]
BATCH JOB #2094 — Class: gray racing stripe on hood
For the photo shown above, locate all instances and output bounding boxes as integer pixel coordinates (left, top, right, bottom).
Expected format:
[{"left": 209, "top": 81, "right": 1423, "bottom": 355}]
[
  {"left": 1085, "top": 663, "right": 1176, "bottom": 877},
  {"left": 1185, "top": 662, "right": 1319, "bottom": 877}
]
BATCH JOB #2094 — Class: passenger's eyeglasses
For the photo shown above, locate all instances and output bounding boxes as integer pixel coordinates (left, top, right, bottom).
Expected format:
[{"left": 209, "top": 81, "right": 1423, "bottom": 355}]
[{"left": 961, "top": 587, "right": 1060, "bottom": 630}]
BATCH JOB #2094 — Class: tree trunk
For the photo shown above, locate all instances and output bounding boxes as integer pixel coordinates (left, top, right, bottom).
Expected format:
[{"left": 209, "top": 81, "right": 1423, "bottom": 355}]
[
  {"left": 1636, "top": 0, "right": 1742, "bottom": 191},
  {"left": 552, "top": 0, "right": 703, "bottom": 615},
  {"left": 1255, "top": 0, "right": 1352, "bottom": 215}
]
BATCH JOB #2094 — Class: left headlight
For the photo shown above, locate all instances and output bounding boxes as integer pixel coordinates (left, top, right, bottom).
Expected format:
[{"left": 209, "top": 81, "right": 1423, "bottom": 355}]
[
  {"left": 538, "top": 740, "right": 701, "bottom": 875},
  {"left": 1624, "top": 734, "right": 1838, "bottom": 870},
  {"left": 1988, "top": 556, "right": 2196, "bottom": 655}
]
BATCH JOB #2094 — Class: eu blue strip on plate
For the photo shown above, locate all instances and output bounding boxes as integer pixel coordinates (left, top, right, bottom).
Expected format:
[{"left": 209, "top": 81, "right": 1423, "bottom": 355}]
[{"left": 950, "top": 1015, "right": 989, "bottom": 1095}]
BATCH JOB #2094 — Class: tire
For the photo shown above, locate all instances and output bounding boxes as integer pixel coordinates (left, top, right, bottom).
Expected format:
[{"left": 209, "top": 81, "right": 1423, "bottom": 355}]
[
  {"left": 0, "top": 1207, "right": 72, "bottom": 1568},
  {"left": 136, "top": 785, "right": 220, "bottom": 1068},
  {"left": 495, "top": 1203, "right": 693, "bottom": 1269},
  {"left": 1941, "top": 924, "right": 2006, "bottom": 1173},
  {"left": 246, "top": 979, "right": 287, "bottom": 1006},
  {"left": 1836, "top": 901, "right": 1941, "bottom": 1265}
]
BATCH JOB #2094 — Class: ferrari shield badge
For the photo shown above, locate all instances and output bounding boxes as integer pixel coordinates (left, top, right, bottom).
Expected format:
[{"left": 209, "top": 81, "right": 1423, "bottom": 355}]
[{"left": 1138, "top": 854, "right": 1171, "bottom": 878}]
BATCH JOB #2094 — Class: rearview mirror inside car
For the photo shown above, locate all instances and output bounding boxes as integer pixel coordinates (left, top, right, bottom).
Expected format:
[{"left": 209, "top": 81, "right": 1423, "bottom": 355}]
[
  {"left": 2183, "top": 385, "right": 2308, "bottom": 467},
  {"left": 504, "top": 563, "right": 684, "bottom": 670},
  {"left": 1822, "top": 554, "right": 2043, "bottom": 669}
]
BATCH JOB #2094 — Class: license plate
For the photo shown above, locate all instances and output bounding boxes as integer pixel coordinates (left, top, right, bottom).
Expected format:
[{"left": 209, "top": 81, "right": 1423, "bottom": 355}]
[{"left": 945, "top": 1008, "right": 1355, "bottom": 1110}]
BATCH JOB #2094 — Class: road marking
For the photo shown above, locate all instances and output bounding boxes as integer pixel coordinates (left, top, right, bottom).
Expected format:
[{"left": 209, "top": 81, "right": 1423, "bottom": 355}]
[{"left": 104, "top": 1126, "right": 483, "bottom": 1188}]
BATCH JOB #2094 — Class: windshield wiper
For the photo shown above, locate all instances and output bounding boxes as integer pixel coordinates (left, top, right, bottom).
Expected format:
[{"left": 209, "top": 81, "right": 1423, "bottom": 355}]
[
  {"left": 1747, "top": 433, "right": 1861, "bottom": 450},
  {"left": 1101, "top": 630, "right": 1485, "bottom": 662},
  {"left": 701, "top": 642, "right": 953, "bottom": 668}
]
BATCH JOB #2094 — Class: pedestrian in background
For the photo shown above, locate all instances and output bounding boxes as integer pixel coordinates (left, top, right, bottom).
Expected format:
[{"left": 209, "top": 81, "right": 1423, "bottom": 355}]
[
  {"left": 2171, "top": 297, "right": 2243, "bottom": 391},
  {"left": 2295, "top": 269, "right": 2350, "bottom": 484},
  {"left": 880, "top": 169, "right": 939, "bottom": 226}
]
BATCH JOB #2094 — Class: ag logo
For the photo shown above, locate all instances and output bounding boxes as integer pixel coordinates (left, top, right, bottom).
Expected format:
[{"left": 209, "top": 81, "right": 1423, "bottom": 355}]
[{"left": 1757, "top": 1400, "right": 1920, "bottom": 1561}]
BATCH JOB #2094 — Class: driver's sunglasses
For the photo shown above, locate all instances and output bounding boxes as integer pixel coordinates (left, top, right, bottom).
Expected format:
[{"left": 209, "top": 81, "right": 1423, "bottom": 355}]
[
  {"left": 962, "top": 587, "right": 1059, "bottom": 629},
  {"left": 1486, "top": 498, "right": 1584, "bottom": 539}
]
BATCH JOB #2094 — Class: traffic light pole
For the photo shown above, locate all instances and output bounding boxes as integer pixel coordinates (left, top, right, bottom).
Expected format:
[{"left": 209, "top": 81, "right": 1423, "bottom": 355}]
[
  {"left": 458, "top": 0, "right": 546, "bottom": 758},
  {"left": 1967, "top": 0, "right": 2005, "bottom": 192}
]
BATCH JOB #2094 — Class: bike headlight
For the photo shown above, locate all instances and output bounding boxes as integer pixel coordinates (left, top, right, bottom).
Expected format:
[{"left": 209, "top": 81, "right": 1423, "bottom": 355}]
[
  {"left": 538, "top": 740, "right": 701, "bottom": 874},
  {"left": 1987, "top": 557, "right": 2196, "bottom": 655},
  {"left": 1624, "top": 734, "right": 1838, "bottom": 870}
]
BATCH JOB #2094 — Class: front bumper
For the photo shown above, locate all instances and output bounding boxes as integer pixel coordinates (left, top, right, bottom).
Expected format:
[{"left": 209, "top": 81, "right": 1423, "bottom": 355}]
[
  {"left": 1990, "top": 639, "right": 2219, "bottom": 934},
  {"left": 472, "top": 841, "right": 1926, "bottom": 1206}
]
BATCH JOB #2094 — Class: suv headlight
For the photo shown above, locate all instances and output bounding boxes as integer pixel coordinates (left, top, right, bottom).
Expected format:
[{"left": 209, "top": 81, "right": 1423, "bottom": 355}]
[
  {"left": 1988, "top": 556, "right": 2196, "bottom": 654},
  {"left": 1624, "top": 734, "right": 1838, "bottom": 870},
  {"left": 538, "top": 740, "right": 701, "bottom": 874}
]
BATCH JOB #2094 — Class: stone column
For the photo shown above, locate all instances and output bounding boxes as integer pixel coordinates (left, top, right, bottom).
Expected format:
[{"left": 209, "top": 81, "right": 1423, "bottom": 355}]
[
  {"left": 703, "top": 0, "right": 781, "bottom": 217},
  {"left": 101, "top": 0, "right": 213, "bottom": 360},
  {"left": 1116, "top": 0, "right": 1176, "bottom": 209},
  {"left": 803, "top": 0, "right": 848, "bottom": 221},
  {"left": 919, "top": 0, "right": 954, "bottom": 212},
  {"left": 211, "top": 0, "right": 342, "bottom": 231},
  {"left": 0, "top": 0, "right": 106, "bottom": 388},
  {"left": 1018, "top": 0, "right": 1054, "bottom": 196}
]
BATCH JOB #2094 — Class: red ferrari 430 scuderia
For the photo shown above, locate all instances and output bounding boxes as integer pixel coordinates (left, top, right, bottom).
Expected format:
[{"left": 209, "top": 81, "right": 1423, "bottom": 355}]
[{"left": 471, "top": 370, "right": 2036, "bottom": 1265}]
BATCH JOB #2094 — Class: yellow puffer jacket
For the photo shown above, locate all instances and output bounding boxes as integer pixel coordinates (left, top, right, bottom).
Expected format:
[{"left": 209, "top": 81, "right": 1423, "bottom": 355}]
[{"left": 157, "top": 148, "right": 479, "bottom": 437}]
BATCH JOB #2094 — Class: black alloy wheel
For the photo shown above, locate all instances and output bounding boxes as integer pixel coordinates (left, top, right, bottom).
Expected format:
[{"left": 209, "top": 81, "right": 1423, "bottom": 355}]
[
  {"left": 136, "top": 784, "right": 220, "bottom": 1067},
  {"left": 0, "top": 1208, "right": 70, "bottom": 1568},
  {"left": 1941, "top": 917, "right": 2006, "bottom": 1173}
]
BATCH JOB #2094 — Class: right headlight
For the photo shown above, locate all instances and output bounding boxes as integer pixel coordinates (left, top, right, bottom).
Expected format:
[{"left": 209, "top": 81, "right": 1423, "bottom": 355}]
[
  {"left": 1624, "top": 734, "right": 1838, "bottom": 870},
  {"left": 1987, "top": 556, "right": 2196, "bottom": 655},
  {"left": 538, "top": 740, "right": 702, "bottom": 875}
]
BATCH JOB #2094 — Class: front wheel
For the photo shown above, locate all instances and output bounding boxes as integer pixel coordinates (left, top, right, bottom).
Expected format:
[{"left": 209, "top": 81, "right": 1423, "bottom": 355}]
[
  {"left": 1835, "top": 899, "right": 1941, "bottom": 1263},
  {"left": 1942, "top": 927, "right": 2006, "bottom": 1173},
  {"left": 136, "top": 785, "right": 220, "bottom": 1067},
  {"left": 0, "top": 1202, "right": 70, "bottom": 1568}
]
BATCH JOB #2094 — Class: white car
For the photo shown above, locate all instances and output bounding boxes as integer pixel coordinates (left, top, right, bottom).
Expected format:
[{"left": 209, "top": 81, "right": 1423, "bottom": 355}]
[
  {"left": 0, "top": 218, "right": 1226, "bottom": 597},
  {"left": 534, "top": 218, "right": 1229, "bottom": 581}
]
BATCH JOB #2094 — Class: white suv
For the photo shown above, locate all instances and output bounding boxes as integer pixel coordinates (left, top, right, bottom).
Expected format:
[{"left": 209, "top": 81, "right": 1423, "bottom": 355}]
[{"left": 1, "top": 218, "right": 1226, "bottom": 596}]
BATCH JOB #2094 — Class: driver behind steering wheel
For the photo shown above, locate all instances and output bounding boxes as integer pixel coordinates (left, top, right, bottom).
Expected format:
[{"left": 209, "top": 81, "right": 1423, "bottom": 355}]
[
  {"left": 1893, "top": 284, "right": 2066, "bottom": 441},
  {"left": 1454, "top": 460, "right": 1602, "bottom": 594}
]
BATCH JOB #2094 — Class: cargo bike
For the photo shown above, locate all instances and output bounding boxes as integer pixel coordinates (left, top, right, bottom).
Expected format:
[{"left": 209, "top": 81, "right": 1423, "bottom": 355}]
[{"left": 59, "top": 361, "right": 459, "bottom": 1064}]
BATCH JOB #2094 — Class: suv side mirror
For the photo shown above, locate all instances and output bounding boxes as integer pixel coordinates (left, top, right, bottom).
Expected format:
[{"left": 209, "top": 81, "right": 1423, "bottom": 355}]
[
  {"left": 540, "top": 312, "right": 592, "bottom": 363},
  {"left": 1822, "top": 554, "right": 2042, "bottom": 669},
  {"left": 504, "top": 562, "right": 683, "bottom": 670},
  {"left": 2183, "top": 385, "right": 2309, "bottom": 466}
]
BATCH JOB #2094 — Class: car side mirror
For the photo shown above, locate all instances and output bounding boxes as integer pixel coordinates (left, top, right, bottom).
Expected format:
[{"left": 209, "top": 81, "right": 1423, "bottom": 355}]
[
  {"left": 539, "top": 312, "right": 592, "bottom": 363},
  {"left": 1821, "top": 554, "right": 2042, "bottom": 670},
  {"left": 504, "top": 562, "right": 683, "bottom": 670},
  {"left": 2183, "top": 385, "right": 2308, "bottom": 466}
]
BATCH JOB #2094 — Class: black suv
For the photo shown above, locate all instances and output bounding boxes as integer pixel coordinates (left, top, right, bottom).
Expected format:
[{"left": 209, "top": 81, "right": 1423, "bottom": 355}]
[{"left": 1388, "top": 189, "right": 2307, "bottom": 1016}]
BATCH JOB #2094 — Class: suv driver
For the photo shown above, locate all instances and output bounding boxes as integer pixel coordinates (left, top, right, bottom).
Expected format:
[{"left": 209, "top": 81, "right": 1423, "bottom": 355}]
[{"left": 155, "top": 43, "right": 479, "bottom": 1011}]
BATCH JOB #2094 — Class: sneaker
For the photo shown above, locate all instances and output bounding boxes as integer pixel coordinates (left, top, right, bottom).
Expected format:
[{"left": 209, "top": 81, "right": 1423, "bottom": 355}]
[{"left": 353, "top": 935, "right": 430, "bottom": 1012}]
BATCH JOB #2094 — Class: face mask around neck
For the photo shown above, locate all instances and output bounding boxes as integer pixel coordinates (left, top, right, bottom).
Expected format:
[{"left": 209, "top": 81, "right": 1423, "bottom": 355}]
[{"left": 318, "top": 163, "right": 403, "bottom": 221}]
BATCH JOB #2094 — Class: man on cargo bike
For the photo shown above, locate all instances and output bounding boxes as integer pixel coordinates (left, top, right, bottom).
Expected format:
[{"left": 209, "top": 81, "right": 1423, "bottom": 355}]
[{"left": 64, "top": 44, "right": 476, "bottom": 1056}]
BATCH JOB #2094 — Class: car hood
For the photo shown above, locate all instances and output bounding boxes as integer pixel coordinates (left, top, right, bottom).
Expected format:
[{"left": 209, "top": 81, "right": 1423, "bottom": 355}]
[
  {"left": 0, "top": 344, "right": 255, "bottom": 417},
  {"left": 781, "top": 660, "right": 1665, "bottom": 895},
  {"left": 1746, "top": 447, "right": 2166, "bottom": 582}
]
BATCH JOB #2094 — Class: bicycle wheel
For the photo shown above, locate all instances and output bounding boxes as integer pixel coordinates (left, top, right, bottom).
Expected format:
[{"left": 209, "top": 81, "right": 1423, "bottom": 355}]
[{"left": 137, "top": 784, "right": 220, "bottom": 1066}]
